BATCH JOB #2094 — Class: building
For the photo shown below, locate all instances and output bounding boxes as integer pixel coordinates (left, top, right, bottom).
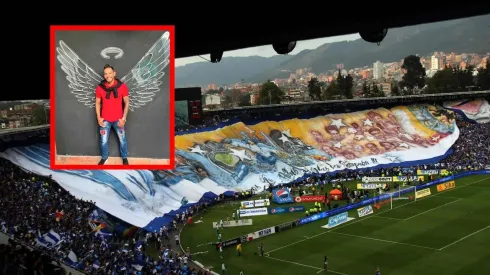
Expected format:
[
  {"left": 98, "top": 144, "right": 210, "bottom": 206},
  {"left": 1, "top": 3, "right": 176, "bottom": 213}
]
[
  {"left": 207, "top": 84, "right": 218, "bottom": 91},
  {"left": 380, "top": 83, "right": 392, "bottom": 96},
  {"left": 431, "top": 55, "right": 439, "bottom": 71},
  {"left": 204, "top": 94, "right": 221, "bottom": 106},
  {"left": 373, "top": 61, "right": 384, "bottom": 80}
]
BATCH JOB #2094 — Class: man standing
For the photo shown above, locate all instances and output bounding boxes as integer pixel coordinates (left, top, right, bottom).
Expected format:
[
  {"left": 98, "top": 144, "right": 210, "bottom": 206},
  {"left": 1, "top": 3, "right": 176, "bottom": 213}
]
[{"left": 95, "top": 64, "right": 130, "bottom": 165}]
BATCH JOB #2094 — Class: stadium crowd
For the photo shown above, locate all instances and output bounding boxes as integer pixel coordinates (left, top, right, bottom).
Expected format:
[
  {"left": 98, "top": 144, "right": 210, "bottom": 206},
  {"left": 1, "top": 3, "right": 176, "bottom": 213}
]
[
  {"left": 0, "top": 159, "right": 213, "bottom": 275},
  {"left": 1, "top": 115, "right": 489, "bottom": 274}
]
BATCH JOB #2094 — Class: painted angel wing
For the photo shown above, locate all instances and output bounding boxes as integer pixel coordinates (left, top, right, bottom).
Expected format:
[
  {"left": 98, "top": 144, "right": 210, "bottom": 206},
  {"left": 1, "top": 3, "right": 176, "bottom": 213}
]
[
  {"left": 56, "top": 41, "right": 103, "bottom": 108},
  {"left": 121, "top": 32, "right": 171, "bottom": 111}
]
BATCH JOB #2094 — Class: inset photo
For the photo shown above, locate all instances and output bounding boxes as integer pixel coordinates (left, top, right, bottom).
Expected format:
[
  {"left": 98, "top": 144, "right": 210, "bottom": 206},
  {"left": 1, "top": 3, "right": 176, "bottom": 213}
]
[{"left": 50, "top": 25, "right": 175, "bottom": 170}]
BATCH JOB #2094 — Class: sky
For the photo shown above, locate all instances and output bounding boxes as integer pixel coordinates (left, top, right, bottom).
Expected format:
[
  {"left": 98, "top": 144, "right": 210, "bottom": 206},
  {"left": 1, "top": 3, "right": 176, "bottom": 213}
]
[{"left": 175, "top": 33, "right": 361, "bottom": 67}]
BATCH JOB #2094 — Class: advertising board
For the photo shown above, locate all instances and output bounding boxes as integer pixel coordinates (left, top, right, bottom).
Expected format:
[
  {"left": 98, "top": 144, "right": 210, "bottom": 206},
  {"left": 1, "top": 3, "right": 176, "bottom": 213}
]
[
  {"left": 361, "top": 177, "right": 392, "bottom": 183},
  {"left": 357, "top": 205, "right": 374, "bottom": 218},
  {"left": 327, "top": 212, "right": 349, "bottom": 228},
  {"left": 294, "top": 195, "right": 325, "bottom": 203},
  {"left": 393, "top": 176, "right": 424, "bottom": 182},
  {"left": 240, "top": 199, "right": 270, "bottom": 208},
  {"left": 417, "top": 170, "right": 440, "bottom": 175},
  {"left": 275, "top": 221, "right": 299, "bottom": 232},
  {"left": 268, "top": 206, "right": 305, "bottom": 215},
  {"left": 415, "top": 188, "right": 431, "bottom": 199},
  {"left": 212, "top": 219, "right": 253, "bottom": 228},
  {"left": 356, "top": 183, "right": 387, "bottom": 190},
  {"left": 238, "top": 208, "right": 268, "bottom": 217},
  {"left": 436, "top": 181, "right": 456, "bottom": 192},
  {"left": 272, "top": 188, "right": 294, "bottom": 204},
  {"left": 217, "top": 237, "right": 241, "bottom": 249},
  {"left": 254, "top": 199, "right": 270, "bottom": 207}
]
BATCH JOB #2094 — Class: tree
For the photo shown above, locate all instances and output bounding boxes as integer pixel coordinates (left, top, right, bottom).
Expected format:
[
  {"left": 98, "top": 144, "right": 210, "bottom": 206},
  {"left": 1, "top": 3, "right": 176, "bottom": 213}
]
[
  {"left": 476, "top": 60, "right": 490, "bottom": 90},
  {"left": 371, "top": 83, "right": 386, "bottom": 97},
  {"left": 258, "top": 81, "right": 284, "bottom": 105},
  {"left": 343, "top": 74, "right": 354, "bottom": 99},
  {"left": 362, "top": 81, "right": 372, "bottom": 97},
  {"left": 335, "top": 70, "right": 354, "bottom": 99},
  {"left": 307, "top": 78, "right": 322, "bottom": 101},
  {"left": 426, "top": 67, "right": 460, "bottom": 94},
  {"left": 400, "top": 55, "right": 426, "bottom": 94},
  {"left": 31, "top": 104, "right": 48, "bottom": 125},
  {"left": 456, "top": 65, "right": 474, "bottom": 90},
  {"left": 322, "top": 81, "right": 341, "bottom": 100},
  {"left": 230, "top": 89, "right": 241, "bottom": 106},
  {"left": 391, "top": 81, "right": 401, "bottom": 96},
  {"left": 222, "top": 95, "right": 233, "bottom": 108},
  {"left": 238, "top": 94, "right": 252, "bottom": 107}
]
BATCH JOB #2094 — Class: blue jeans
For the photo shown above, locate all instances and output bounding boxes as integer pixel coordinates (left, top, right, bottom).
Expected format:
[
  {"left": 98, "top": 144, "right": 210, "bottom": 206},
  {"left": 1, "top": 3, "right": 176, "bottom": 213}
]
[{"left": 99, "top": 120, "right": 128, "bottom": 159}]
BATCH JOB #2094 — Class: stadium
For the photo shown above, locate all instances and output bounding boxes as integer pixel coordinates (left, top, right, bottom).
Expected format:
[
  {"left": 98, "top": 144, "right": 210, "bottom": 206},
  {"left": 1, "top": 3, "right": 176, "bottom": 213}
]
[
  {"left": 2, "top": 15, "right": 490, "bottom": 275},
  {"left": 1, "top": 92, "right": 489, "bottom": 274}
]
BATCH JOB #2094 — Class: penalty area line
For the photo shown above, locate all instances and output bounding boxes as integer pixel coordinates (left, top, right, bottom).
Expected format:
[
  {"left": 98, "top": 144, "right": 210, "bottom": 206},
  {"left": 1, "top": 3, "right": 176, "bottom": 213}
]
[
  {"left": 438, "top": 225, "right": 490, "bottom": 251},
  {"left": 265, "top": 255, "right": 348, "bottom": 275}
]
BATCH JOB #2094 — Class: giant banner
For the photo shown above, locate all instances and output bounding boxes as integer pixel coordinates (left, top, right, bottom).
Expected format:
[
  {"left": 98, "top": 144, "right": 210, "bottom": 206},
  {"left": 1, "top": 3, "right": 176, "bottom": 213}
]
[
  {"left": 444, "top": 98, "right": 490, "bottom": 124},
  {"left": 175, "top": 104, "right": 458, "bottom": 189},
  {"left": 0, "top": 104, "right": 459, "bottom": 231}
]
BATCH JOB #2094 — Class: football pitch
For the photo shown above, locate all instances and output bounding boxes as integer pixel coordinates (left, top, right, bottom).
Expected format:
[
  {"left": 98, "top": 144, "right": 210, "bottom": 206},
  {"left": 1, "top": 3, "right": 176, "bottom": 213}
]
[{"left": 180, "top": 175, "right": 490, "bottom": 275}]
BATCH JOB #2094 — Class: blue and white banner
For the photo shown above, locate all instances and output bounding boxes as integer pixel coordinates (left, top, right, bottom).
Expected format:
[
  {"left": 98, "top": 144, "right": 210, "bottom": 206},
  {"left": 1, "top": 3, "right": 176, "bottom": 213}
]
[
  {"left": 272, "top": 188, "right": 294, "bottom": 204},
  {"left": 357, "top": 205, "right": 374, "bottom": 218},
  {"left": 65, "top": 250, "right": 78, "bottom": 266},
  {"left": 36, "top": 229, "right": 62, "bottom": 248}
]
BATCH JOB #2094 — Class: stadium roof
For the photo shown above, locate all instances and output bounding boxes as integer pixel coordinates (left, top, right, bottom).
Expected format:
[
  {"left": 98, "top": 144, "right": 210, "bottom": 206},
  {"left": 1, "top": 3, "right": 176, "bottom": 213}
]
[{"left": 175, "top": 5, "right": 490, "bottom": 58}]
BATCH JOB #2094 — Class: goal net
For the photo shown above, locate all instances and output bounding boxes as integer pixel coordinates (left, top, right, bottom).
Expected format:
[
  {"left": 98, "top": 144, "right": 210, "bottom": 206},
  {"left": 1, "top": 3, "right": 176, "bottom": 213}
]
[{"left": 374, "top": 185, "right": 416, "bottom": 211}]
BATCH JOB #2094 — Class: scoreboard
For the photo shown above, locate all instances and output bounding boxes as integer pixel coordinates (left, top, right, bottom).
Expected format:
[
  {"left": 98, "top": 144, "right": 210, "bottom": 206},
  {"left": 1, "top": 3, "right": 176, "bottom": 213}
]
[{"left": 175, "top": 87, "right": 203, "bottom": 126}]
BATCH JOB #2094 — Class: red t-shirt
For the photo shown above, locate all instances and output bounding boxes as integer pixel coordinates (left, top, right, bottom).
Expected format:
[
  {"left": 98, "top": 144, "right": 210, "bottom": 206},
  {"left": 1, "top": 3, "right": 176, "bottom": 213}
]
[{"left": 95, "top": 80, "right": 129, "bottom": 122}]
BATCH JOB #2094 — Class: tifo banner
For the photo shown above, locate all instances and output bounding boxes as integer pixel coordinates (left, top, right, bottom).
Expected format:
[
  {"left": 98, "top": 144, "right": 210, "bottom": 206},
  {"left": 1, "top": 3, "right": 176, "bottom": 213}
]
[
  {"left": 212, "top": 219, "right": 253, "bottom": 228},
  {"left": 393, "top": 176, "right": 424, "bottom": 182},
  {"left": 357, "top": 205, "right": 374, "bottom": 218},
  {"left": 415, "top": 188, "right": 431, "bottom": 199},
  {"left": 294, "top": 195, "right": 325, "bottom": 203},
  {"left": 240, "top": 199, "right": 270, "bottom": 208},
  {"left": 326, "top": 212, "right": 349, "bottom": 228},
  {"left": 417, "top": 170, "right": 439, "bottom": 175},
  {"left": 437, "top": 181, "right": 456, "bottom": 192},
  {"left": 443, "top": 98, "right": 490, "bottom": 124},
  {"left": 272, "top": 188, "right": 294, "bottom": 204},
  {"left": 238, "top": 207, "right": 268, "bottom": 217},
  {"left": 269, "top": 206, "right": 305, "bottom": 215},
  {"left": 357, "top": 183, "right": 387, "bottom": 190},
  {"left": 362, "top": 177, "right": 392, "bottom": 183},
  {"left": 0, "top": 103, "right": 459, "bottom": 231},
  {"left": 174, "top": 104, "right": 459, "bottom": 190}
]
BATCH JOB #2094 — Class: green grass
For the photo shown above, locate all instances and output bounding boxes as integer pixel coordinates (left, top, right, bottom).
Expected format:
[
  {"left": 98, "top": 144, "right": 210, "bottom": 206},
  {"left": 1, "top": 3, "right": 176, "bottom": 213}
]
[{"left": 181, "top": 174, "right": 490, "bottom": 275}]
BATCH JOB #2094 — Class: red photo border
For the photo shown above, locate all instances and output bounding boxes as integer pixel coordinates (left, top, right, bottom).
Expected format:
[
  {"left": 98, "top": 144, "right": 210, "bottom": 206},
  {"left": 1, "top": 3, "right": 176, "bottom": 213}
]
[{"left": 50, "top": 25, "right": 175, "bottom": 170}]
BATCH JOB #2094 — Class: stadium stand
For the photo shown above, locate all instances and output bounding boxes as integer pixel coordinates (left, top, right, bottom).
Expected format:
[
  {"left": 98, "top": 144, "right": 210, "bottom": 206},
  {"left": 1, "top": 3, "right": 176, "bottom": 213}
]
[{"left": 1, "top": 97, "right": 489, "bottom": 274}]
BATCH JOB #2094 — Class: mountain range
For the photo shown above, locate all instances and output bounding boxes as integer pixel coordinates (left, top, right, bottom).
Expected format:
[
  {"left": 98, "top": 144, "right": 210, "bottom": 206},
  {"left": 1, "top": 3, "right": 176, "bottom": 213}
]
[{"left": 176, "top": 15, "right": 490, "bottom": 87}]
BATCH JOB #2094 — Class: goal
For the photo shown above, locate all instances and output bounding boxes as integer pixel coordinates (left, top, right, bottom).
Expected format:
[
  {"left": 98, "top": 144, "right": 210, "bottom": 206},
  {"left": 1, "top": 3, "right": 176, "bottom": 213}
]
[{"left": 373, "top": 185, "right": 417, "bottom": 210}]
